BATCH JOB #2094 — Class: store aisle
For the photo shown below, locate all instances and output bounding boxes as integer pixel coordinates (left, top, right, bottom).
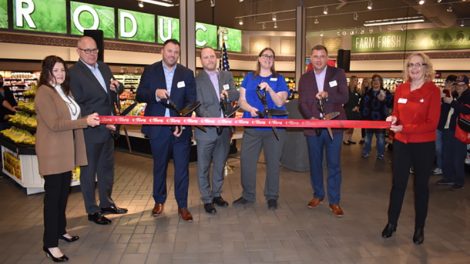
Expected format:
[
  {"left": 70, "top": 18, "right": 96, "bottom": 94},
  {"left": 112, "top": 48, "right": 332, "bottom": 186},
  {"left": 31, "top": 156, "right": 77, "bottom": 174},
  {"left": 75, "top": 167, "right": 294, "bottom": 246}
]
[{"left": 0, "top": 143, "right": 469, "bottom": 264}]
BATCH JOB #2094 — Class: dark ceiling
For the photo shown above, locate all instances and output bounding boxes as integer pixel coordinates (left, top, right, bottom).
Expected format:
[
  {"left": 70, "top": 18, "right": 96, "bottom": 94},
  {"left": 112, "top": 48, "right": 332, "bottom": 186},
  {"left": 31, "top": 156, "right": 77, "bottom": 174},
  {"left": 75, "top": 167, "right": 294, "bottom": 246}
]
[{"left": 84, "top": 0, "right": 470, "bottom": 32}]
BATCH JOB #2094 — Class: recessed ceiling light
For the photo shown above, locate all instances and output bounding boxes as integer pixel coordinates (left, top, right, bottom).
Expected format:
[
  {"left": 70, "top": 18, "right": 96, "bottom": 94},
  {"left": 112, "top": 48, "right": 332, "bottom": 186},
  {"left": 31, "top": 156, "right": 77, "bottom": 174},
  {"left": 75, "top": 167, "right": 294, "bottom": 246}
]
[
  {"left": 367, "top": 1, "right": 373, "bottom": 10},
  {"left": 138, "top": 1, "right": 144, "bottom": 8},
  {"left": 323, "top": 6, "right": 328, "bottom": 15}
]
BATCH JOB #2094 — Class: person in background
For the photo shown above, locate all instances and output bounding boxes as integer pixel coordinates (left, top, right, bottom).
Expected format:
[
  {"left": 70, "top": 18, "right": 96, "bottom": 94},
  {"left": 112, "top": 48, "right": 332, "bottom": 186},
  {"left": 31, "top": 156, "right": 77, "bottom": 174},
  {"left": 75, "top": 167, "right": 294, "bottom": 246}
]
[
  {"left": 233, "top": 47, "right": 288, "bottom": 210},
  {"left": 36, "top": 55, "right": 100, "bottom": 262},
  {"left": 0, "top": 75, "right": 18, "bottom": 130},
  {"left": 434, "top": 75, "right": 457, "bottom": 176},
  {"left": 195, "top": 47, "right": 239, "bottom": 214},
  {"left": 343, "top": 75, "right": 361, "bottom": 145},
  {"left": 436, "top": 75, "right": 470, "bottom": 189},
  {"left": 361, "top": 74, "right": 393, "bottom": 160},
  {"left": 359, "top": 77, "right": 371, "bottom": 144},
  {"left": 69, "top": 36, "right": 127, "bottom": 226},
  {"left": 298, "top": 44, "right": 349, "bottom": 217},
  {"left": 136, "top": 39, "right": 196, "bottom": 222},
  {"left": 382, "top": 52, "right": 440, "bottom": 245}
]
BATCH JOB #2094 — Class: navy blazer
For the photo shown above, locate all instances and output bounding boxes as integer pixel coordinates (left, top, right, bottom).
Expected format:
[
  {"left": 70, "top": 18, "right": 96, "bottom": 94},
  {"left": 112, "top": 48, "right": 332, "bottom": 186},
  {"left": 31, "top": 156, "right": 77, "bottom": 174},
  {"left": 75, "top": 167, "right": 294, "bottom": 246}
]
[
  {"left": 69, "top": 60, "right": 123, "bottom": 144},
  {"left": 298, "top": 66, "right": 349, "bottom": 136},
  {"left": 136, "top": 61, "right": 196, "bottom": 139}
]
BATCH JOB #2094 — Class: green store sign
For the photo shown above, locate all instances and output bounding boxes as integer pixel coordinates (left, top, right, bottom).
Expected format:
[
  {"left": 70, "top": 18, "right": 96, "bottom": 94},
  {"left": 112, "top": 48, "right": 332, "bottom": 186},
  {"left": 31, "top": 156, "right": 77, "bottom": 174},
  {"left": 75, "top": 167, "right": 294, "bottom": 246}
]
[
  {"left": 352, "top": 28, "right": 470, "bottom": 53},
  {"left": 7, "top": 0, "right": 242, "bottom": 52},
  {"left": 0, "top": 0, "right": 7, "bottom": 29},
  {"left": 13, "top": 0, "right": 66, "bottom": 33}
]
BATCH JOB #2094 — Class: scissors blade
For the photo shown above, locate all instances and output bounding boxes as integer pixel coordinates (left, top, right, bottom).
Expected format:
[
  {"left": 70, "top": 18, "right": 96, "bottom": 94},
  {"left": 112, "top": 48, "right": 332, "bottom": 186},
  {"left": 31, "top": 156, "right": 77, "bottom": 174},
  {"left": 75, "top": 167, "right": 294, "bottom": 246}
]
[{"left": 323, "top": 111, "right": 340, "bottom": 120}]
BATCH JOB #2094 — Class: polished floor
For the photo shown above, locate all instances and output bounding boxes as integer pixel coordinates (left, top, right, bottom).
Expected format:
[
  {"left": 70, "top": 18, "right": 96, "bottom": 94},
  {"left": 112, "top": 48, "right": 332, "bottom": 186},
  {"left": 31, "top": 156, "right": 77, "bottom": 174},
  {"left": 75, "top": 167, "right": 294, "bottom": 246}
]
[{"left": 0, "top": 138, "right": 470, "bottom": 264}]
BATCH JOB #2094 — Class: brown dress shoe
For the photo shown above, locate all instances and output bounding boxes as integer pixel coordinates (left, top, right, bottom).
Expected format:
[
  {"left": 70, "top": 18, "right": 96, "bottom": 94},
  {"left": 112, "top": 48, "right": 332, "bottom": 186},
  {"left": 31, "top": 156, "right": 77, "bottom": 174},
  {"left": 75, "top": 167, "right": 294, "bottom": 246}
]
[
  {"left": 307, "top": 198, "right": 323, "bottom": 208},
  {"left": 152, "top": 203, "right": 164, "bottom": 217},
  {"left": 178, "top": 208, "right": 193, "bottom": 222},
  {"left": 329, "top": 204, "right": 344, "bottom": 217}
]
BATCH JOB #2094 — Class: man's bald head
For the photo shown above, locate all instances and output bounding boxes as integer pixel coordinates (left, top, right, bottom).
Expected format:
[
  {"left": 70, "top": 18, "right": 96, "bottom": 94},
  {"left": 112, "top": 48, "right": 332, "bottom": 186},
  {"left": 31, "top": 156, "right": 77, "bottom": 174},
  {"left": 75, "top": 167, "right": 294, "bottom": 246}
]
[{"left": 76, "top": 36, "right": 99, "bottom": 66}]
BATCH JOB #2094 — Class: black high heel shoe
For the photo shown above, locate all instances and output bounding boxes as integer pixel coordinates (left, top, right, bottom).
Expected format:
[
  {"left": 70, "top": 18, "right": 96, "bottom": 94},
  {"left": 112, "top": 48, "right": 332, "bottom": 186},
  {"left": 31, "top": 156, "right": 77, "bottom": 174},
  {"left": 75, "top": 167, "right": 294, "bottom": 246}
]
[
  {"left": 43, "top": 247, "right": 69, "bottom": 262},
  {"left": 59, "top": 234, "right": 79, "bottom": 243},
  {"left": 413, "top": 227, "right": 424, "bottom": 245},
  {"left": 381, "top": 223, "right": 396, "bottom": 238}
]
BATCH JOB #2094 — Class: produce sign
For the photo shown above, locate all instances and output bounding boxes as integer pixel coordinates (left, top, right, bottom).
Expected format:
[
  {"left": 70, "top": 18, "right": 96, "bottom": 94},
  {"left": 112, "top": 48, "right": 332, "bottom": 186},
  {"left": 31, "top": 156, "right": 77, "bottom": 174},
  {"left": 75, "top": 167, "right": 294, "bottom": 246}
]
[
  {"left": 3, "top": 148, "right": 22, "bottom": 180},
  {"left": 70, "top": 1, "right": 115, "bottom": 39},
  {"left": 118, "top": 9, "right": 155, "bottom": 43},
  {"left": 0, "top": 0, "right": 7, "bottom": 29},
  {"left": 13, "top": 0, "right": 66, "bottom": 33}
]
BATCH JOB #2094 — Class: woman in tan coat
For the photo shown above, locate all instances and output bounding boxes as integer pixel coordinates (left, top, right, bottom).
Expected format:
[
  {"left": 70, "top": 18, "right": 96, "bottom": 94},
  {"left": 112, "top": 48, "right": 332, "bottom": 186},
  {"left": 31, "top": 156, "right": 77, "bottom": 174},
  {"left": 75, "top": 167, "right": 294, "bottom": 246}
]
[{"left": 36, "top": 55, "right": 99, "bottom": 262}]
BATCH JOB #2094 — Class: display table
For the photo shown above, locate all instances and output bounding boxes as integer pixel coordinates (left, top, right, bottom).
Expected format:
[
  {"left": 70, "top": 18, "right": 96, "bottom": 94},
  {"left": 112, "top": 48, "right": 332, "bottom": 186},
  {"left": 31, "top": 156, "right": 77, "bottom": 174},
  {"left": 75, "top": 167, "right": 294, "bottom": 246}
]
[{"left": 0, "top": 137, "right": 80, "bottom": 195}]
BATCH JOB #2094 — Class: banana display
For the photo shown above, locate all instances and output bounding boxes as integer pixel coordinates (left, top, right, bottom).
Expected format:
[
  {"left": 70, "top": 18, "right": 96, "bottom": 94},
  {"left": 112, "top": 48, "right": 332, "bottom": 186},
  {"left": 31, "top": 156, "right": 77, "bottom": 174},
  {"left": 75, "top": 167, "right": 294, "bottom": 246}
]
[
  {"left": 16, "top": 101, "right": 35, "bottom": 114},
  {"left": 22, "top": 84, "right": 37, "bottom": 97},
  {"left": 0, "top": 127, "right": 36, "bottom": 145},
  {"left": 8, "top": 112, "right": 37, "bottom": 129}
]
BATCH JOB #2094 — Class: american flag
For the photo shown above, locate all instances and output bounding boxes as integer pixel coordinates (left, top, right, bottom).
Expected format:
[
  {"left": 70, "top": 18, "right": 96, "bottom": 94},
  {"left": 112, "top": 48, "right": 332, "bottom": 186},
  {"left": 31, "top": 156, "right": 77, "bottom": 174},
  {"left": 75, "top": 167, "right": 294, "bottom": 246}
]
[{"left": 220, "top": 42, "right": 230, "bottom": 71}]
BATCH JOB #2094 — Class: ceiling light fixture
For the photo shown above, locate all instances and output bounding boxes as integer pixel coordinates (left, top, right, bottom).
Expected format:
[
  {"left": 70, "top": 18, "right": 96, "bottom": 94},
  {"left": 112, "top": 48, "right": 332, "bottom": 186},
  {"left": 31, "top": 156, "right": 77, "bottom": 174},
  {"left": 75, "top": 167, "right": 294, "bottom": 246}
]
[
  {"left": 320, "top": 32, "right": 324, "bottom": 37},
  {"left": 138, "top": 1, "right": 144, "bottom": 8},
  {"left": 353, "top": 12, "right": 359, "bottom": 21},
  {"left": 418, "top": 0, "right": 425, "bottom": 5},
  {"left": 274, "top": 21, "right": 278, "bottom": 29},
  {"left": 272, "top": 13, "right": 277, "bottom": 21},
  {"left": 238, "top": 18, "right": 244, "bottom": 25},
  {"left": 314, "top": 17, "right": 319, "bottom": 24},
  {"left": 367, "top": 1, "right": 373, "bottom": 10},
  {"left": 210, "top": 0, "right": 215, "bottom": 8},
  {"left": 137, "top": 0, "right": 174, "bottom": 7},
  {"left": 261, "top": 22, "right": 266, "bottom": 29},
  {"left": 460, "top": 19, "right": 465, "bottom": 27},
  {"left": 239, "top": 0, "right": 244, "bottom": 2},
  {"left": 437, "top": 0, "right": 442, "bottom": 2},
  {"left": 364, "top": 16, "right": 425, "bottom": 26},
  {"left": 323, "top": 6, "right": 328, "bottom": 15}
]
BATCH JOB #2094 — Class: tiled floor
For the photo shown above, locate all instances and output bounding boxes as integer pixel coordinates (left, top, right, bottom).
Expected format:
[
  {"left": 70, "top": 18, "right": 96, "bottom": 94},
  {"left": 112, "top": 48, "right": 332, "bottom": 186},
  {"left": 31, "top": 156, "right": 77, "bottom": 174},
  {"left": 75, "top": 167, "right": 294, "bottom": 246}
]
[{"left": 0, "top": 141, "right": 470, "bottom": 264}]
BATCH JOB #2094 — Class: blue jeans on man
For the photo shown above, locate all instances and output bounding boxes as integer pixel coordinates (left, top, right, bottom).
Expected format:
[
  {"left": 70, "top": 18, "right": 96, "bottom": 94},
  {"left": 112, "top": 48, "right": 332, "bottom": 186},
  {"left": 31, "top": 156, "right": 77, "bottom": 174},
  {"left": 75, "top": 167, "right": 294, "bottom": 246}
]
[
  {"left": 305, "top": 129, "right": 343, "bottom": 205},
  {"left": 362, "top": 129, "right": 385, "bottom": 159}
]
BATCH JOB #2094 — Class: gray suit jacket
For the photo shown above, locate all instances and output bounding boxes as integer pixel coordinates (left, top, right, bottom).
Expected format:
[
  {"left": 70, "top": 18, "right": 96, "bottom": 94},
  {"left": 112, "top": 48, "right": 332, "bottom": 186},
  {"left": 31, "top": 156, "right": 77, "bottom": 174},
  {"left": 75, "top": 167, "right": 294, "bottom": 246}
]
[
  {"left": 194, "top": 70, "right": 239, "bottom": 140},
  {"left": 69, "top": 60, "right": 123, "bottom": 144}
]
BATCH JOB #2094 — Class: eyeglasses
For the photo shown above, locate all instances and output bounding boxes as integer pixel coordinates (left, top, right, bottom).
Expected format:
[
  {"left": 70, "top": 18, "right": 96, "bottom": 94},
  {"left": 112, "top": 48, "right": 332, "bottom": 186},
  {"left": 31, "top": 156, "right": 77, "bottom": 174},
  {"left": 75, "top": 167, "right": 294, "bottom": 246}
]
[
  {"left": 407, "top": 62, "right": 427, "bottom": 68},
  {"left": 260, "top": 54, "right": 274, "bottom": 60},
  {"left": 79, "top": 48, "right": 99, "bottom": 55}
]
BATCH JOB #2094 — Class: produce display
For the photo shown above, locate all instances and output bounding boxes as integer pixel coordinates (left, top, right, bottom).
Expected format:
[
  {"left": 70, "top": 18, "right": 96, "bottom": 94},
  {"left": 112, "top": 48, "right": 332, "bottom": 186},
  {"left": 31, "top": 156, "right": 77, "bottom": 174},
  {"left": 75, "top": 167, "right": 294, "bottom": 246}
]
[
  {"left": 16, "top": 101, "right": 35, "bottom": 114},
  {"left": 0, "top": 127, "right": 36, "bottom": 145},
  {"left": 8, "top": 112, "right": 37, "bottom": 129}
]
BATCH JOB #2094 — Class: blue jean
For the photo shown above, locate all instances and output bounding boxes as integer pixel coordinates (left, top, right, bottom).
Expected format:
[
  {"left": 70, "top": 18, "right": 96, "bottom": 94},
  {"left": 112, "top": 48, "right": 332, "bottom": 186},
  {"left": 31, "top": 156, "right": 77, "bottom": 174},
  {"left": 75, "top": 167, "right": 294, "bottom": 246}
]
[
  {"left": 362, "top": 129, "right": 385, "bottom": 157},
  {"left": 435, "top": 130, "right": 443, "bottom": 169},
  {"left": 442, "top": 129, "right": 467, "bottom": 185},
  {"left": 305, "top": 129, "right": 343, "bottom": 204}
]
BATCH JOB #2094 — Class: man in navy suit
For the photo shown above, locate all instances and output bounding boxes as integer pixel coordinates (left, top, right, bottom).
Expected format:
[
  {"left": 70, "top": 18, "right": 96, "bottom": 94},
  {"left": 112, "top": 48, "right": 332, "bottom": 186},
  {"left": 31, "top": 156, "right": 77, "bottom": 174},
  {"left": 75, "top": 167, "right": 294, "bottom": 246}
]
[
  {"left": 298, "top": 44, "right": 348, "bottom": 217},
  {"left": 70, "top": 36, "right": 127, "bottom": 225},
  {"left": 136, "top": 39, "right": 196, "bottom": 222}
]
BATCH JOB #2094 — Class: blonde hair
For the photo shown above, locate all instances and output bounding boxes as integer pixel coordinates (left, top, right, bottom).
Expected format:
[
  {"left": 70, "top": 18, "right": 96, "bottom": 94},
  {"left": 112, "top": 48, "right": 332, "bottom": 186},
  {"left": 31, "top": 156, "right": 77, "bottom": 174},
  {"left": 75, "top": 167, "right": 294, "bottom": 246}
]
[{"left": 403, "top": 52, "right": 435, "bottom": 83}]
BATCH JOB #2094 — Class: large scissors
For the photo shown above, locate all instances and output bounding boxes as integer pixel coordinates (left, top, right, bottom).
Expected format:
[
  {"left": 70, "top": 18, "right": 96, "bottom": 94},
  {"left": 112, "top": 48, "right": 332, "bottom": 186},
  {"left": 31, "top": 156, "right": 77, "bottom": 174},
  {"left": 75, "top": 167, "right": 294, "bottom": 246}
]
[
  {"left": 255, "top": 86, "right": 288, "bottom": 141},
  {"left": 318, "top": 98, "right": 340, "bottom": 140}
]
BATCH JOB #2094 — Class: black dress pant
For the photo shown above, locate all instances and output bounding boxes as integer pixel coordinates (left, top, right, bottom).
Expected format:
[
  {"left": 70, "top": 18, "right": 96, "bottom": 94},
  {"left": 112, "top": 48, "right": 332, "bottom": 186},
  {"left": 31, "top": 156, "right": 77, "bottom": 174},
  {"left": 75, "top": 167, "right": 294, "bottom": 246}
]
[
  {"left": 387, "top": 140, "right": 434, "bottom": 229},
  {"left": 43, "top": 171, "right": 72, "bottom": 248}
]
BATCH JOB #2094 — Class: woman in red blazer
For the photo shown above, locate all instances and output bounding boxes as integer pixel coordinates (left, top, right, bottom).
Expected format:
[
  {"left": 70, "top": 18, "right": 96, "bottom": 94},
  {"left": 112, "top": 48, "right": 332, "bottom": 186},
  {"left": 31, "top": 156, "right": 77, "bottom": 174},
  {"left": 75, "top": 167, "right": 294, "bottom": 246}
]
[
  {"left": 36, "top": 56, "right": 99, "bottom": 262},
  {"left": 381, "top": 52, "right": 441, "bottom": 245}
]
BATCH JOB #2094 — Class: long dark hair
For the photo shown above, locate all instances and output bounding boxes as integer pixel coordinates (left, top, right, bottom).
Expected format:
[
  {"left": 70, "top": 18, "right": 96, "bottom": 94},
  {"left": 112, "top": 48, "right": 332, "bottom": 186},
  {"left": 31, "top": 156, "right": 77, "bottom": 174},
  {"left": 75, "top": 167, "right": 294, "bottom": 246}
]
[
  {"left": 38, "top": 55, "right": 71, "bottom": 95},
  {"left": 254, "top": 47, "right": 278, "bottom": 78}
]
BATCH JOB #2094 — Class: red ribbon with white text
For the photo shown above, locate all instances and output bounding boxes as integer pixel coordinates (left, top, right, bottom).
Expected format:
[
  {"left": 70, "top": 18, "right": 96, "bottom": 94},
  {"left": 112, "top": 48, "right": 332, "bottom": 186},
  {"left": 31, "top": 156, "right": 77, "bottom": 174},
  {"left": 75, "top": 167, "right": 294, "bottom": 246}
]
[{"left": 100, "top": 116, "right": 390, "bottom": 129}]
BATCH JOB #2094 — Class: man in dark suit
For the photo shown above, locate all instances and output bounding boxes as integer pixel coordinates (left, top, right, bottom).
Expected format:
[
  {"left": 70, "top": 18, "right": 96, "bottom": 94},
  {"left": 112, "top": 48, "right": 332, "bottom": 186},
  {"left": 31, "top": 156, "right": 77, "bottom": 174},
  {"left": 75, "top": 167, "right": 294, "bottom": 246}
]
[
  {"left": 69, "top": 36, "right": 127, "bottom": 225},
  {"left": 136, "top": 39, "right": 196, "bottom": 222},
  {"left": 298, "top": 44, "right": 349, "bottom": 217},
  {"left": 195, "top": 47, "right": 239, "bottom": 214}
]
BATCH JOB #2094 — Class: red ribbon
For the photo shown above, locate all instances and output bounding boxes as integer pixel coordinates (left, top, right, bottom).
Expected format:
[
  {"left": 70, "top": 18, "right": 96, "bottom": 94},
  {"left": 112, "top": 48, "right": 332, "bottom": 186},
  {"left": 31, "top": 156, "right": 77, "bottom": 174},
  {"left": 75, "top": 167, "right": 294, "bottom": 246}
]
[{"left": 100, "top": 116, "right": 390, "bottom": 129}]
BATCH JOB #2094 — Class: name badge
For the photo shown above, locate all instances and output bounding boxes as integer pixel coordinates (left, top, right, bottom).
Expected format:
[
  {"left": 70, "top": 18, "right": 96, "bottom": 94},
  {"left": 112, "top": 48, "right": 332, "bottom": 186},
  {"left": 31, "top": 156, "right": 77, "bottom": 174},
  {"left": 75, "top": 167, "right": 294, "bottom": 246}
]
[
  {"left": 177, "top": 81, "right": 185, "bottom": 88},
  {"left": 270, "top": 77, "right": 278, "bottom": 82},
  {"left": 398, "top": 98, "right": 407, "bottom": 104},
  {"left": 329, "top": 80, "right": 337, "bottom": 87},
  {"left": 223, "top": 84, "right": 230, "bottom": 90}
]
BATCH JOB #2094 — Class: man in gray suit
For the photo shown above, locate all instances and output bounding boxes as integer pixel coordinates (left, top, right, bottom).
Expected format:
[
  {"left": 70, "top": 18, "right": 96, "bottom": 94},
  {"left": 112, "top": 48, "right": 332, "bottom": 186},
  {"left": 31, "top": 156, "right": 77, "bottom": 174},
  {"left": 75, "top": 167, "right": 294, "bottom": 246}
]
[
  {"left": 195, "top": 47, "right": 239, "bottom": 214},
  {"left": 69, "top": 36, "right": 127, "bottom": 225}
]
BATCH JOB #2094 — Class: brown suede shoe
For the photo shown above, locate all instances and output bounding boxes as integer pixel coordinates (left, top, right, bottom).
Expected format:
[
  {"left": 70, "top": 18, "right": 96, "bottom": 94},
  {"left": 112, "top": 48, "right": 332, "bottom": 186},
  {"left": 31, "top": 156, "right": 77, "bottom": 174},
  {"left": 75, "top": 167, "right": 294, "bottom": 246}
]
[
  {"left": 307, "top": 198, "right": 323, "bottom": 208},
  {"left": 329, "top": 204, "right": 344, "bottom": 217},
  {"left": 151, "top": 203, "right": 164, "bottom": 217},
  {"left": 178, "top": 208, "right": 193, "bottom": 222}
]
